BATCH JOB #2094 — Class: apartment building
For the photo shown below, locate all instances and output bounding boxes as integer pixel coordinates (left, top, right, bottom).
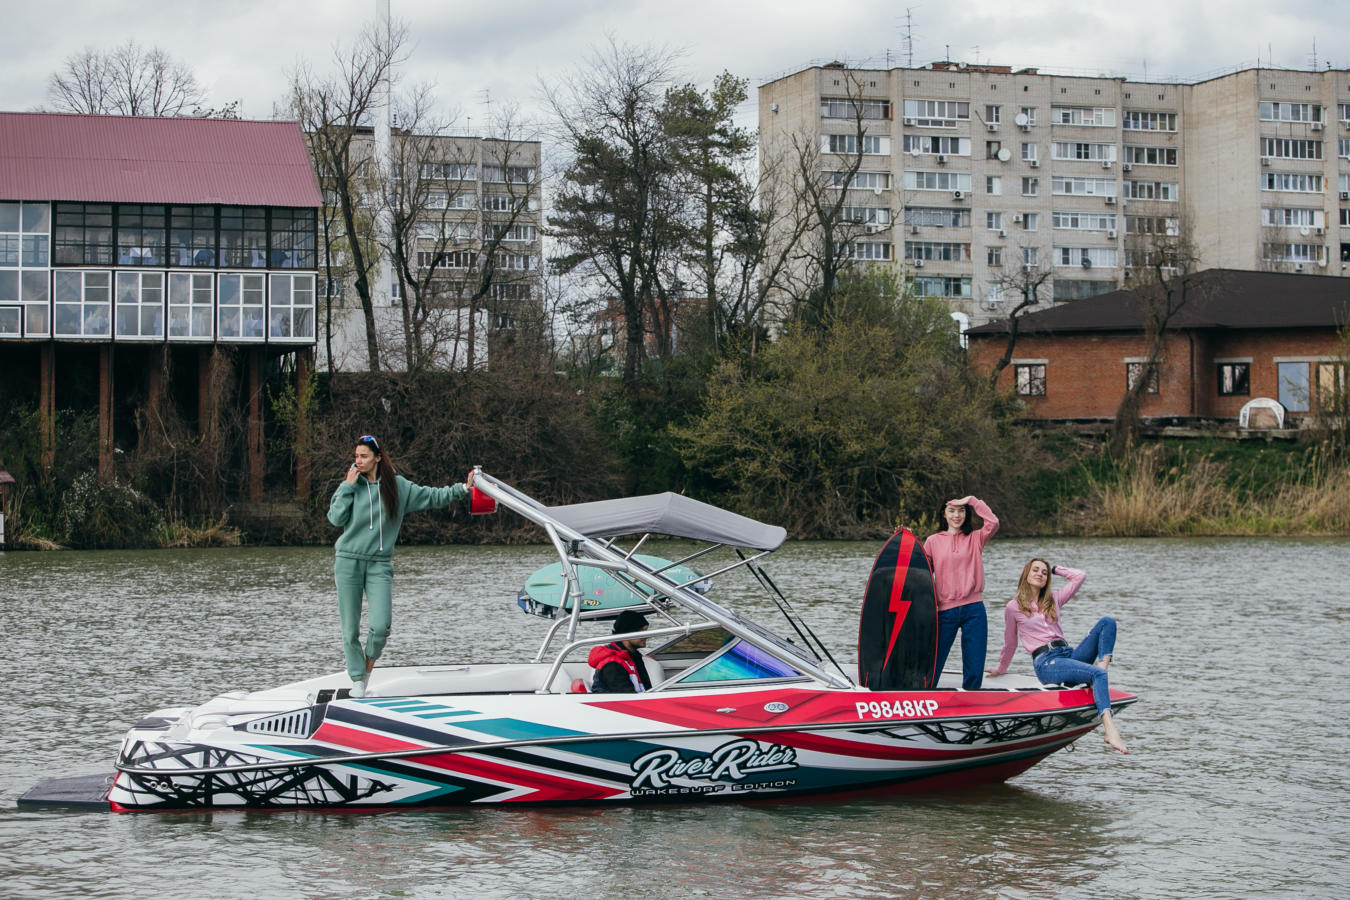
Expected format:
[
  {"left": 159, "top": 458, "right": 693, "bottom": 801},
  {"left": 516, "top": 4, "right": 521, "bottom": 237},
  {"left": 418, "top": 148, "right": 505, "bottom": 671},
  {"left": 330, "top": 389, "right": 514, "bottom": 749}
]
[
  {"left": 316, "top": 130, "right": 543, "bottom": 371},
  {"left": 760, "top": 62, "right": 1350, "bottom": 324}
]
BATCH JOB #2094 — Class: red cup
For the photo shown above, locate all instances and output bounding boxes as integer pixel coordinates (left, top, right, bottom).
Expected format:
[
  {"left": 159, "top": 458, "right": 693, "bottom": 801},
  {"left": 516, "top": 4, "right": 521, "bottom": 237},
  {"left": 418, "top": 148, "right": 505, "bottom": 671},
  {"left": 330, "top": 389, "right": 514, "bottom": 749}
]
[{"left": 470, "top": 484, "right": 496, "bottom": 515}]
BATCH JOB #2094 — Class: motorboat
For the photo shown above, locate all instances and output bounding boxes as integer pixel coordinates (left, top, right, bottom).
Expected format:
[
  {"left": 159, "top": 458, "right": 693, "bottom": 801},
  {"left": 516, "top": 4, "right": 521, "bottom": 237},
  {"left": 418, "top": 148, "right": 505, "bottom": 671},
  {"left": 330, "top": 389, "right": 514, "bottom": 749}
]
[{"left": 21, "top": 471, "right": 1135, "bottom": 810}]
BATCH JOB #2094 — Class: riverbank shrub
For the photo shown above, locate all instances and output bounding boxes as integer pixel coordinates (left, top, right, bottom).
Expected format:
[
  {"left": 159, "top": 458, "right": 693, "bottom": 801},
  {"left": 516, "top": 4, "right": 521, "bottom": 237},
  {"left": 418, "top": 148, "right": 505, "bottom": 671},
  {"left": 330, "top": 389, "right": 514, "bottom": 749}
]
[{"left": 58, "top": 471, "right": 164, "bottom": 549}]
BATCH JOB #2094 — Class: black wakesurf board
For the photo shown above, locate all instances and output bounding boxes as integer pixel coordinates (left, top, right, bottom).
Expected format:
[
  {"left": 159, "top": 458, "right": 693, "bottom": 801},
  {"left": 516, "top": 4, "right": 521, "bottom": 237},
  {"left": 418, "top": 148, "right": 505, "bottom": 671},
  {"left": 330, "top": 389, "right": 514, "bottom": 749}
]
[{"left": 858, "top": 527, "right": 938, "bottom": 690}]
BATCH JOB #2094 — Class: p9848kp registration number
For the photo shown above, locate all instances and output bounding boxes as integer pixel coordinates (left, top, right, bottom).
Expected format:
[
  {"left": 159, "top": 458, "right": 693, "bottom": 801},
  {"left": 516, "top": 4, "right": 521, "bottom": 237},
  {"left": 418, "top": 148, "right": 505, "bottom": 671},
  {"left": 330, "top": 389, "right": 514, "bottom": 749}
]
[{"left": 856, "top": 699, "right": 940, "bottom": 720}]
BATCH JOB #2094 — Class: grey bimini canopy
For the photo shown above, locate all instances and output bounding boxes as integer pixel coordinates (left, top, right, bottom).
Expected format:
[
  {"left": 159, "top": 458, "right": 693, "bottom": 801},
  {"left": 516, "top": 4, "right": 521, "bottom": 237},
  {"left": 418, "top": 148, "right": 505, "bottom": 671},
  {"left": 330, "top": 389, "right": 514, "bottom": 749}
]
[{"left": 548, "top": 492, "right": 786, "bottom": 551}]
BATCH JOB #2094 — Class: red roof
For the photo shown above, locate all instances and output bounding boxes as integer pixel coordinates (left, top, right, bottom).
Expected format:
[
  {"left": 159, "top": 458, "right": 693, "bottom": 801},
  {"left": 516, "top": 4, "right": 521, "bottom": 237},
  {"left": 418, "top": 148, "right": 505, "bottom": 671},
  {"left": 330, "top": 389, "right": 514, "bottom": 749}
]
[{"left": 0, "top": 112, "right": 321, "bottom": 208}]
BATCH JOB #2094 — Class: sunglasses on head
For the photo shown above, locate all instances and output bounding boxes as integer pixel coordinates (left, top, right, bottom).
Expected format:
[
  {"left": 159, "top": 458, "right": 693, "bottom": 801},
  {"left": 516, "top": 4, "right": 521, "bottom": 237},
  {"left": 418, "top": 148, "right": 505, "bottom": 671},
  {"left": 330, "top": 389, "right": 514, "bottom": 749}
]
[{"left": 358, "top": 434, "right": 380, "bottom": 452}]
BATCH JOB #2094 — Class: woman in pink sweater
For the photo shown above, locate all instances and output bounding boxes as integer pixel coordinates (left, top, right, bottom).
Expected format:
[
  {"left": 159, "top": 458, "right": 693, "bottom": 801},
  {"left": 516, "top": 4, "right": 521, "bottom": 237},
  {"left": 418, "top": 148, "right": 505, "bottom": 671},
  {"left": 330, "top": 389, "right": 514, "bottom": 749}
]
[
  {"left": 924, "top": 495, "right": 999, "bottom": 690},
  {"left": 986, "top": 559, "right": 1127, "bottom": 753}
]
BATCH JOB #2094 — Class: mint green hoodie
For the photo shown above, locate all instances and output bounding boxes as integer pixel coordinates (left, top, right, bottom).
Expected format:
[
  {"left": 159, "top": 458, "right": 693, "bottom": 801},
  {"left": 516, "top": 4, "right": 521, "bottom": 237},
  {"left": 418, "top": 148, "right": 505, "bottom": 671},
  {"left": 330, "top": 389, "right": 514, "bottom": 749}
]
[{"left": 328, "top": 475, "right": 468, "bottom": 561}]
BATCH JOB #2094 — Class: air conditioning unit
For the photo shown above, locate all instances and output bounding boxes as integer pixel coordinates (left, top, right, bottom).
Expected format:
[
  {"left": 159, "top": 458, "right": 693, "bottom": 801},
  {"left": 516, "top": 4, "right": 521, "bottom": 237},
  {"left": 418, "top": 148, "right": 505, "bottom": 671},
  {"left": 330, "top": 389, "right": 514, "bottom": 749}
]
[
  {"left": 913, "top": 258, "right": 924, "bottom": 268},
  {"left": 1260, "top": 157, "right": 1271, "bottom": 166},
  {"left": 865, "top": 223, "right": 881, "bottom": 233},
  {"left": 1295, "top": 263, "right": 1304, "bottom": 272},
  {"left": 1012, "top": 213, "right": 1024, "bottom": 223},
  {"left": 903, "top": 117, "right": 917, "bottom": 126},
  {"left": 1081, "top": 257, "right": 1093, "bottom": 269},
  {"left": 953, "top": 190, "right": 964, "bottom": 199},
  {"left": 1316, "top": 226, "right": 1326, "bottom": 235},
  {"left": 1019, "top": 122, "right": 1031, "bottom": 132},
  {"left": 1122, "top": 163, "right": 1133, "bottom": 172},
  {"left": 1102, "top": 159, "right": 1113, "bottom": 169},
  {"left": 1341, "top": 191, "right": 1349, "bottom": 200},
  {"left": 1318, "top": 257, "right": 1328, "bottom": 267},
  {"left": 1108, "top": 228, "right": 1118, "bottom": 238},
  {"left": 911, "top": 224, "right": 921, "bottom": 234},
  {"left": 1123, "top": 269, "right": 1132, "bottom": 279},
  {"left": 998, "top": 228, "right": 1007, "bottom": 237},
  {"left": 1029, "top": 159, "right": 1040, "bottom": 168},
  {"left": 937, "top": 154, "right": 948, "bottom": 165},
  {"left": 1312, "top": 121, "right": 1323, "bottom": 131},
  {"left": 1105, "top": 196, "right": 1117, "bottom": 205},
  {"left": 984, "top": 297, "right": 1002, "bottom": 309},
  {"left": 987, "top": 122, "right": 1000, "bottom": 133}
]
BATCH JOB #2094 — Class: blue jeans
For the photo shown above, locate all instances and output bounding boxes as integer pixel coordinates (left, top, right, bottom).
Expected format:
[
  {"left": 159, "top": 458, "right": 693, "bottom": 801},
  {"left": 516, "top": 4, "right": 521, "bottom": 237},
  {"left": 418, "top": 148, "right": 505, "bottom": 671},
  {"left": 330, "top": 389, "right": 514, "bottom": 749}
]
[
  {"left": 1033, "top": 616, "right": 1117, "bottom": 716},
  {"left": 935, "top": 602, "right": 988, "bottom": 690}
]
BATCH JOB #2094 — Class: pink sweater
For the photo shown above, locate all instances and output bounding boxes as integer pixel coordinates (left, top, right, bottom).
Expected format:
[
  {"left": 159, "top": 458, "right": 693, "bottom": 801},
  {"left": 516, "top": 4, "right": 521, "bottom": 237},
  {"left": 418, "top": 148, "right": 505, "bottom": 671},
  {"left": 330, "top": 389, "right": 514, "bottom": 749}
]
[
  {"left": 923, "top": 497, "right": 999, "bottom": 612},
  {"left": 991, "top": 566, "right": 1086, "bottom": 675}
]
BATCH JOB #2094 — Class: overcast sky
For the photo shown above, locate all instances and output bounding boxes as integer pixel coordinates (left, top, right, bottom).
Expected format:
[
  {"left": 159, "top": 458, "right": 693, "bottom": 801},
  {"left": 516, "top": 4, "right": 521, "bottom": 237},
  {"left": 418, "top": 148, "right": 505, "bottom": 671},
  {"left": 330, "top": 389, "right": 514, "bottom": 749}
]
[{"left": 4, "top": 0, "right": 1349, "bottom": 129}]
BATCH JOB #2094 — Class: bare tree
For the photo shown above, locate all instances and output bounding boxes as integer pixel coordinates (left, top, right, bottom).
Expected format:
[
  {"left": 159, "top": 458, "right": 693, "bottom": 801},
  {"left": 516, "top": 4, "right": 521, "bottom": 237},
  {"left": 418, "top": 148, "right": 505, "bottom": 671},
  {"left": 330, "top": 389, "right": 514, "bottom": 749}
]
[
  {"left": 985, "top": 254, "right": 1054, "bottom": 388},
  {"left": 289, "top": 20, "right": 408, "bottom": 372},
  {"left": 1112, "top": 216, "right": 1214, "bottom": 453},
  {"left": 48, "top": 41, "right": 207, "bottom": 116}
]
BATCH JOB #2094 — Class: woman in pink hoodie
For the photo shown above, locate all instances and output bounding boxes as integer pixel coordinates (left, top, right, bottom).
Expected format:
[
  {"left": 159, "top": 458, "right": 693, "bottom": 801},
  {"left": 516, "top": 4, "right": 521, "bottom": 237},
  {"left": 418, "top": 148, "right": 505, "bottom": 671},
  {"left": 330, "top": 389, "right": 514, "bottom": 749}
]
[{"left": 924, "top": 495, "right": 999, "bottom": 689}]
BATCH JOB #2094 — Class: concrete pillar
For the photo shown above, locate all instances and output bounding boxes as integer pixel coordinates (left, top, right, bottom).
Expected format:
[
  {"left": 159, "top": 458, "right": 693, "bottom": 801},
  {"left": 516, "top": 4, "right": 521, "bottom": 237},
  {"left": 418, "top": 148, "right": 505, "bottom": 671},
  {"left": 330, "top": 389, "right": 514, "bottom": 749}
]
[
  {"left": 39, "top": 343, "right": 55, "bottom": 478},
  {"left": 295, "top": 347, "right": 313, "bottom": 499},
  {"left": 247, "top": 350, "right": 264, "bottom": 502},
  {"left": 97, "top": 345, "right": 114, "bottom": 483}
]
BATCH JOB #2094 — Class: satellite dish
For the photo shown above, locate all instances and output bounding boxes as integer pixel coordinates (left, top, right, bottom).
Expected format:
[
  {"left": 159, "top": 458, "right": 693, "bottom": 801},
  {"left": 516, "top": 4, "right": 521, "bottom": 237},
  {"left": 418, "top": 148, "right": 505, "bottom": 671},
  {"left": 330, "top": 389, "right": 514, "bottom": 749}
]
[
  {"left": 1300, "top": 226, "right": 1311, "bottom": 236},
  {"left": 909, "top": 147, "right": 922, "bottom": 158},
  {"left": 1014, "top": 112, "right": 1029, "bottom": 127},
  {"left": 1081, "top": 257, "right": 1093, "bottom": 269},
  {"left": 997, "top": 147, "right": 1012, "bottom": 162}
]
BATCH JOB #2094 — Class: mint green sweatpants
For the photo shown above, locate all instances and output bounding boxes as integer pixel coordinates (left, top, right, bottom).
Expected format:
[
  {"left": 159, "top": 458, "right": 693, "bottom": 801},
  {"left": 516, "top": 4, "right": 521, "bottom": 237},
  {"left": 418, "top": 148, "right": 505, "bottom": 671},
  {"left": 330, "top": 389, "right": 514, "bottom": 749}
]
[{"left": 335, "top": 556, "right": 394, "bottom": 682}]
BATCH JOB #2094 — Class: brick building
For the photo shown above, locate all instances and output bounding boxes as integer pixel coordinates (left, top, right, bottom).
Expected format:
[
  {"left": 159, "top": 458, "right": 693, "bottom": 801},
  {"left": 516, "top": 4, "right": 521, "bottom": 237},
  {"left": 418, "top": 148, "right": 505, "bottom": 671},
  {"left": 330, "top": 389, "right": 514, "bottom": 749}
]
[{"left": 965, "top": 269, "right": 1349, "bottom": 422}]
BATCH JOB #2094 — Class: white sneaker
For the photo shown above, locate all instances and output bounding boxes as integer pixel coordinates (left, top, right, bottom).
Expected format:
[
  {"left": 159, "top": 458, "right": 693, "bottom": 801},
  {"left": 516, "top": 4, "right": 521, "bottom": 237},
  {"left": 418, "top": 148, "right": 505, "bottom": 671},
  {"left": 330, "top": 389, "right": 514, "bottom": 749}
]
[{"left": 350, "top": 677, "right": 366, "bottom": 698}]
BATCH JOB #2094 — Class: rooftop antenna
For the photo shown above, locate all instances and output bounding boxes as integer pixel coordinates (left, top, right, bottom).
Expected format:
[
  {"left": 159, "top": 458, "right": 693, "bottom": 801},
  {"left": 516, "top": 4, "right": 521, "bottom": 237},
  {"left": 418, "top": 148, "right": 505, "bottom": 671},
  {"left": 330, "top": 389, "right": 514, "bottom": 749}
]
[
  {"left": 1311, "top": 38, "right": 1317, "bottom": 71},
  {"left": 902, "top": 7, "right": 916, "bottom": 69}
]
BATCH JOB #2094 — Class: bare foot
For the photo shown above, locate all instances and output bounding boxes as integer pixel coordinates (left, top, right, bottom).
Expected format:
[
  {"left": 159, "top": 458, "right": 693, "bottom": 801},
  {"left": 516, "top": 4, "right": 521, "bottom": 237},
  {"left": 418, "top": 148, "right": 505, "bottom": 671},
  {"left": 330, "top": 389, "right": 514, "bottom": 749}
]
[
  {"left": 1096, "top": 654, "right": 1111, "bottom": 671},
  {"left": 364, "top": 656, "right": 376, "bottom": 675},
  {"left": 1101, "top": 712, "right": 1128, "bottom": 754}
]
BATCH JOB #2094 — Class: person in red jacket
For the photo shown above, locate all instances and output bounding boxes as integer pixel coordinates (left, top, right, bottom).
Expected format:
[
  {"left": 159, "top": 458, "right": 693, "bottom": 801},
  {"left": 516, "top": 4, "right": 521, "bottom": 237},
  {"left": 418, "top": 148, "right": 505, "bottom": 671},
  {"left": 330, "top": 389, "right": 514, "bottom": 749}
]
[
  {"left": 587, "top": 610, "right": 654, "bottom": 693},
  {"left": 923, "top": 495, "right": 999, "bottom": 690}
]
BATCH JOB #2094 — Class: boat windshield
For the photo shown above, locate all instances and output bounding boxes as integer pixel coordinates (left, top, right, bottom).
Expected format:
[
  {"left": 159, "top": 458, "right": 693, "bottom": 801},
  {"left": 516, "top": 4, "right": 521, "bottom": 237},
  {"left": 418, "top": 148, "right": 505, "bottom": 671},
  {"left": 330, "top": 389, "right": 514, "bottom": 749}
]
[{"left": 674, "top": 639, "right": 802, "bottom": 684}]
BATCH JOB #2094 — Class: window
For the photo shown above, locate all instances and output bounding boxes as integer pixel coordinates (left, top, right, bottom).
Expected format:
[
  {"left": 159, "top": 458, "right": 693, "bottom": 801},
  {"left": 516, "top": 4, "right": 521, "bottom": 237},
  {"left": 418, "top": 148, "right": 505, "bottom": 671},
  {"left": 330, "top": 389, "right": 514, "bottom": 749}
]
[
  {"left": 986, "top": 140, "right": 1002, "bottom": 158},
  {"left": 1, "top": 202, "right": 51, "bottom": 337},
  {"left": 910, "top": 276, "right": 971, "bottom": 298},
  {"left": 492, "top": 252, "right": 536, "bottom": 271},
  {"left": 1123, "top": 111, "right": 1177, "bottom": 131},
  {"left": 1052, "top": 176, "right": 1117, "bottom": 197},
  {"left": 1052, "top": 212, "right": 1117, "bottom": 231},
  {"left": 167, "top": 272, "right": 214, "bottom": 339},
  {"left": 111, "top": 204, "right": 166, "bottom": 266},
  {"left": 1340, "top": 139, "right": 1350, "bottom": 160},
  {"left": 844, "top": 241, "right": 894, "bottom": 260},
  {"left": 1125, "top": 216, "right": 1179, "bottom": 235},
  {"left": 1052, "top": 279, "right": 1116, "bottom": 300},
  {"left": 219, "top": 207, "right": 267, "bottom": 268},
  {"left": 1022, "top": 247, "right": 1039, "bottom": 266},
  {"left": 1317, "top": 362, "right": 1346, "bottom": 411},
  {"left": 902, "top": 170, "right": 970, "bottom": 192},
  {"left": 822, "top": 97, "right": 892, "bottom": 119},
  {"left": 482, "top": 193, "right": 524, "bottom": 212},
  {"left": 1019, "top": 106, "right": 1037, "bottom": 125},
  {"left": 1126, "top": 361, "right": 1159, "bottom": 393},
  {"left": 52, "top": 203, "right": 113, "bottom": 266},
  {"left": 1260, "top": 172, "right": 1324, "bottom": 193},
  {"left": 1015, "top": 363, "right": 1046, "bottom": 396},
  {"left": 1124, "top": 146, "right": 1178, "bottom": 166},
  {"left": 987, "top": 246, "right": 1003, "bottom": 265},
  {"left": 1261, "top": 208, "right": 1321, "bottom": 228},
  {"left": 1262, "top": 242, "right": 1325, "bottom": 263},
  {"left": 420, "top": 162, "right": 475, "bottom": 180},
  {"left": 1023, "top": 212, "right": 1039, "bottom": 231},
  {"left": 1277, "top": 361, "right": 1310, "bottom": 412},
  {"left": 987, "top": 211, "right": 1003, "bottom": 229},
  {"left": 986, "top": 175, "right": 1002, "bottom": 195},
  {"left": 1021, "top": 142, "right": 1038, "bottom": 161},
  {"left": 1051, "top": 106, "right": 1117, "bottom": 127},
  {"left": 168, "top": 206, "right": 216, "bottom": 267},
  {"left": 1260, "top": 138, "right": 1322, "bottom": 160},
  {"left": 1051, "top": 141, "right": 1116, "bottom": 161},
  {"left": 483, "top": 165, "right": 534, "bottom": 184},
  {"left": 831, "top": 170, "right": 894, "bottom": 190},
  {"left": 1021, "top": 176, "right": 1039, "bottom": 196},
  {"left": 52, "top": 269, "right": 111, "bottom": 338},
  {"left": 1124, "top": 180, "right": 1179, "bottom": 201},
  {"left": 903, "top": 207, "right": 969, "bottom": 227},
  {"left": 827, "top": 133, "right": 890, "bottom": 155},
  {"left": 114, "top": 271, "right": 164, "bottom": 339},
  {"left": 1056, "top": 246, "right": 1118, "bottom": 268},
  {"left": 905, "top": 241, "right": 970, "bottom": 261},
  {"left": 902, "top": 135, "right": 969, "bottom": 156},
  {"left": 484, "top": 223, "right": 538, "bottom": 243},
  {"left": 1217, "top": 362, "right": 1250, "bottom": 396},
  {"left": 1259, "top": 101, "right": 1322, "bottom": 122},
  {"left": 902, "top": 99, "right": 969, "bottom": 127},
  {"left": 842, "top": 206, "right": 891, "bottom": 225},
  {"left": 217, "top": 272, "right": 266, "bottom": 340},
  {"left": 1340, "top": 103, "right": 1350, "bottom": 124},
  {"left": 268, "top": 273, "right": 316, "bottom": 340},
  {"left": 268, "top": 208, "right": 317, "bottom": 268},
  {"left": 986, "top": 104, "right": 1001, "bottom": 124},
  {"left": 489, "top": 282, "right": 532, "bottom": 301}
]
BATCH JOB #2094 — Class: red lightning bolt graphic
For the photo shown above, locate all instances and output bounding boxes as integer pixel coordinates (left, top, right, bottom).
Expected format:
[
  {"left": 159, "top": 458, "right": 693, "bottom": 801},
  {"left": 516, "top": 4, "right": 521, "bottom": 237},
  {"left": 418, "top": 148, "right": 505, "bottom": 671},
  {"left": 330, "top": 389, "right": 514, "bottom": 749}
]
[{"left": 882, "top": 530, "right": 915, "bottom": 668}]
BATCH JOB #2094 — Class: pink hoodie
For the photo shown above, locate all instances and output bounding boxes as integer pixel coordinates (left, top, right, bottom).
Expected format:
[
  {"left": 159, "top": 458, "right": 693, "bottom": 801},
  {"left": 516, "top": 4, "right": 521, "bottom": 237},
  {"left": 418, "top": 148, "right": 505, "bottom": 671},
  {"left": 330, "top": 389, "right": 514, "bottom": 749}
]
[
  {"left": 923, "top": 497, "right": 999, "bottom": 612},
  {"left": 991, "top": 566, "right": 1086, "bottom": 676}
]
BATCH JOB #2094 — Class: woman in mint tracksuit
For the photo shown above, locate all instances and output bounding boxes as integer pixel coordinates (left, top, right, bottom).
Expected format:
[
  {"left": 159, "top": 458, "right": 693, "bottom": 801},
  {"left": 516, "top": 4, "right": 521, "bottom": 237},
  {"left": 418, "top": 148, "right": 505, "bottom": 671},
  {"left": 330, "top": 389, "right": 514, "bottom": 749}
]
[{"left": 328, "top": 434, "right": 471, "bottom": 697}]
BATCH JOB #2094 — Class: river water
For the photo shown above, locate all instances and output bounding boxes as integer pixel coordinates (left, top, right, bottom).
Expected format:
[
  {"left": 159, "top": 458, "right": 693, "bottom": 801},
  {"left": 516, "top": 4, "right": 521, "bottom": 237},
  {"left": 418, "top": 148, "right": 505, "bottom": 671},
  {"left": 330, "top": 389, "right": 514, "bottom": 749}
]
[{"left": 1, "top": 536, "right": 1346, "bottom": 899}]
